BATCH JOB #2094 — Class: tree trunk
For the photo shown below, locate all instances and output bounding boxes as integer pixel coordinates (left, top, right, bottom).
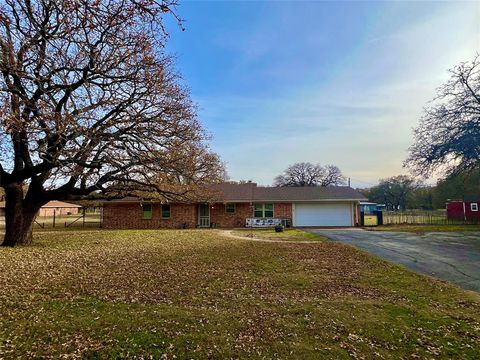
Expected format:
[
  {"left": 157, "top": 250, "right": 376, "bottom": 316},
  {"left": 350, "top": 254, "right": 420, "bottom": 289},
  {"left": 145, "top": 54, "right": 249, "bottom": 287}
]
[{"left": 1, "top": 183, "right": 41, "bottom": 247}]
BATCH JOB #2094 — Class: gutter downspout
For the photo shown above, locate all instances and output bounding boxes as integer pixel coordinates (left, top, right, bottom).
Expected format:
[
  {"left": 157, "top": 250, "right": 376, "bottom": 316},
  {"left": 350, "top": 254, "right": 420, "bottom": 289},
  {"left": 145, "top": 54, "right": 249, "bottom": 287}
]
[{"left": 463, "top": 201, "right": 467, "bottom": 222}]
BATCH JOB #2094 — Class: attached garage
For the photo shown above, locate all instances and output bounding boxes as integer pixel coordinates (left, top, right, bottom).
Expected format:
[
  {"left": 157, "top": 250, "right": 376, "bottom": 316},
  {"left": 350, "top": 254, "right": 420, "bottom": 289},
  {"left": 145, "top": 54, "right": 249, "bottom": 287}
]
[{"left": 293, "top": 202, "right": 353, "bottom": 227}]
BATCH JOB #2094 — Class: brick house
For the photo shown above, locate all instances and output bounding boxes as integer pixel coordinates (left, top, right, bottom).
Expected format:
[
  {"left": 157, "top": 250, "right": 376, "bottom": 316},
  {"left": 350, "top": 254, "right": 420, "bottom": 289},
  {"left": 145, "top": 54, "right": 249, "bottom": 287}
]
[{"left": 101, "top": 182, "right": 367, "bottom": 229}]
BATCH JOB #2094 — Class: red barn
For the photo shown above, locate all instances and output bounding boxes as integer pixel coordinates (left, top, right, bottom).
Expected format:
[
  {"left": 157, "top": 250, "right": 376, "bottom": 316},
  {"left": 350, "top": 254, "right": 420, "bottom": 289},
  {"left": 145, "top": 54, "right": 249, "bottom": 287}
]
[{"left": 446, "top": 198, "right": 480, "bottom": 222}]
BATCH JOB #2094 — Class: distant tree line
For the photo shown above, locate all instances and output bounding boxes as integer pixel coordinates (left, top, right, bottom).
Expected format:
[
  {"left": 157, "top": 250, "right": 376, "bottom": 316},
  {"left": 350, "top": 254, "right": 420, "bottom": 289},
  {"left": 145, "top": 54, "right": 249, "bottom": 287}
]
[{"left": 364, "top": 168, "right": 480, "bottom": 210}]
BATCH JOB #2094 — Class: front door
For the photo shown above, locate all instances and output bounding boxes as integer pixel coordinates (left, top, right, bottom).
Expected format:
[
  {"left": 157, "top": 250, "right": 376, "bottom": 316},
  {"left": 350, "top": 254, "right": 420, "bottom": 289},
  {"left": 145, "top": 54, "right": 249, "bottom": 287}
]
[{"left": 198, "top": 204, "right": 210, "bottom": 228}]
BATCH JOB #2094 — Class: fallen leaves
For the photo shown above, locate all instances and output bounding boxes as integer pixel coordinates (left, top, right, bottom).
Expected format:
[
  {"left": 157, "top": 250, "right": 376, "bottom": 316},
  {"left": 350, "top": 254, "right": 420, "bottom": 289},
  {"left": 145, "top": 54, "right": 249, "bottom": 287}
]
[{"left": 0, "top": 229, "right": 479, "bottom": 358}]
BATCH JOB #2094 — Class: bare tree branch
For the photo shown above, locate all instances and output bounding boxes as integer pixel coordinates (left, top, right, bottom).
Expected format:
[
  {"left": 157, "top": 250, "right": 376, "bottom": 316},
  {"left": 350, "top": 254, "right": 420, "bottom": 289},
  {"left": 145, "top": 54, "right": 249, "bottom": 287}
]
[{"left": 405, "top": 55, "right": 480, "bottom": 177}]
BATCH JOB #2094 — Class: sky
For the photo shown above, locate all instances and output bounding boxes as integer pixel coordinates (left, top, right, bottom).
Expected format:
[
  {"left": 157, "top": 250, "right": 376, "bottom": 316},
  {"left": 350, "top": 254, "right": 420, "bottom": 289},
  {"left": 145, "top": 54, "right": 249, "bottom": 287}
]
[{"left": 164, "top": 1, "right": 480, "bottom": 188}]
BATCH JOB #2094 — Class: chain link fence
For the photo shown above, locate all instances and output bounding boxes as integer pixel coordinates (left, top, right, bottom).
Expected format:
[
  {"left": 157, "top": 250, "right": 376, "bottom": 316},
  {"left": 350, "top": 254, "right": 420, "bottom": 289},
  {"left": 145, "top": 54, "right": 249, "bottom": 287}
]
[{"left": 0, "top": 208, "right": 102, "bottom": 229}]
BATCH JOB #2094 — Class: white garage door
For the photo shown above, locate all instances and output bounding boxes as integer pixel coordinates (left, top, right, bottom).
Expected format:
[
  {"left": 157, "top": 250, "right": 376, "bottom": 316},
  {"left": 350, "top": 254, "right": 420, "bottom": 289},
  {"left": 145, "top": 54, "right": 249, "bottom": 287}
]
[{"left": 294, "top": 203, "right": 352, "bottom": 227}]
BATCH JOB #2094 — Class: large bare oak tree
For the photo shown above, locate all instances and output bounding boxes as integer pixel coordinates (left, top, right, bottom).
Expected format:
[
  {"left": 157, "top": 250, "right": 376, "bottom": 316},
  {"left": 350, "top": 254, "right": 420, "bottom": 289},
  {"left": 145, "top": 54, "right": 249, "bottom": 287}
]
[
  {"left": 274, "top": 162, "right": 346, "bottom": 187},
  {"left": 0, "top": 0, "right": 224, "bottom": 246},
  {"left": 406, "top": 55, "right": 480, "bottom": 177}
]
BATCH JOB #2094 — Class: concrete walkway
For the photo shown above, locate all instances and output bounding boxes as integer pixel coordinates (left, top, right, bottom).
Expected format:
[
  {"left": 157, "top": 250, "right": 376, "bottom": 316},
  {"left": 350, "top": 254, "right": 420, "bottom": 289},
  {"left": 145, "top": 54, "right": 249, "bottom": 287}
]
[{"left": 309, "top": 229, "right": 480, "bottom": 292}]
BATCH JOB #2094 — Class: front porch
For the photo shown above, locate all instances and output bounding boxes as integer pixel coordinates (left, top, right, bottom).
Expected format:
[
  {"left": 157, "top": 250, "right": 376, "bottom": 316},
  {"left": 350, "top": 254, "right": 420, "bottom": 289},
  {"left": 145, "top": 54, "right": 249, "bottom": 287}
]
[{"left": 197, "top": 202, "right": 292, "bottom": 228}]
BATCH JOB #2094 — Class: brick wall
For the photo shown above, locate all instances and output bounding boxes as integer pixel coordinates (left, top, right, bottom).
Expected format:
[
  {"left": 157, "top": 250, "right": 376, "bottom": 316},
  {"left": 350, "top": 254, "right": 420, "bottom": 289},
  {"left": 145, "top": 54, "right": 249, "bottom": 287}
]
[
  {"left": 103, "top": 202, "right": 294, "bottom": 229},
  {"left": 274, "top": 203, "right": 293, "bottom": 223},
  {"left": 210, "top": 203, "right": 252, "bottom": 228},
  {"left": 354, "top": 204, "right": 360, "bottom": 226},
  {"left": 210, "top": 202, "right": 293, "bottom": 228},
  {"left": 102, "top": 203, "right": 197, "bottom": 229}
]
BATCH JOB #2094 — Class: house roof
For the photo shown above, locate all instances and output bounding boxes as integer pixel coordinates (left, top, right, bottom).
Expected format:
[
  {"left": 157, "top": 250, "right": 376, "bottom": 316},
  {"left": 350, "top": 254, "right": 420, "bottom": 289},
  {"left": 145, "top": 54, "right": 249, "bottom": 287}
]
[
  {"left": 211, "top": 183, "right": 367, "bottom": 202},
  {"left": 447, "top": 196, "right": 480, "bottom": 203},
  {"left": 101, "top": 182, "right": 367, "bottom": 204},
  {"left": 0, "top": 200, "right": 81, "bottom": 209},
  {"left": 40, "top": 201, "right": 82, "bottom": 208}
]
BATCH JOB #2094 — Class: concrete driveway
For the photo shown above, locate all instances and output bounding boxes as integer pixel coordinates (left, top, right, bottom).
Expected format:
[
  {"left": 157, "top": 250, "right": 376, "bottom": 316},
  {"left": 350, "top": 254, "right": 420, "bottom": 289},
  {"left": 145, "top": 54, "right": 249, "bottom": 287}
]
[{"left": 309, "top": 229, "right": 480, "bottom": 292}]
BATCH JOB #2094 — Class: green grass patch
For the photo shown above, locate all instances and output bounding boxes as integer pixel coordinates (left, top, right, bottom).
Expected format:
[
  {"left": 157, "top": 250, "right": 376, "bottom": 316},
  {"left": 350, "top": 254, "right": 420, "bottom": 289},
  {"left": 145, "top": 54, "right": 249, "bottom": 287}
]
[
  {"left": 0, "top": 229, "right": 479, "bottom": 358},
  {"left": 232, "top": 228, "right": 327, "bottom": 241}
]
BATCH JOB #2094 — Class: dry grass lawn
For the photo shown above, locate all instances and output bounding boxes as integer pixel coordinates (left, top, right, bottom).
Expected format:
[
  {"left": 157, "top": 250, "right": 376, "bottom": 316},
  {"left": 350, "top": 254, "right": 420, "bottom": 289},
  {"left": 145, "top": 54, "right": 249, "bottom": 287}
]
[{"left": 0, "top": 229, "right": 479, "bottom": 359}]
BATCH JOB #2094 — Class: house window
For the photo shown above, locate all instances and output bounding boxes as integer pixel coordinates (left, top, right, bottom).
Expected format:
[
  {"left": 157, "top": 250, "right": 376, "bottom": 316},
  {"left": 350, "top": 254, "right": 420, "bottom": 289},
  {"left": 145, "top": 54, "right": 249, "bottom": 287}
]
[
  {"left": 254, "top": 203, "right": 274, "bottom": 218},
  {"left": 142, "top": 204, "right": 152, "bottom": 220},
  {"left": 161, "top": 204, "right": 171, "bottom": 218},
  {"left": 471, "top": 203, "right": 478, "bottom": 212},
  {"left": 225, "top": 203, "right": 236, "bottom": 213}
]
